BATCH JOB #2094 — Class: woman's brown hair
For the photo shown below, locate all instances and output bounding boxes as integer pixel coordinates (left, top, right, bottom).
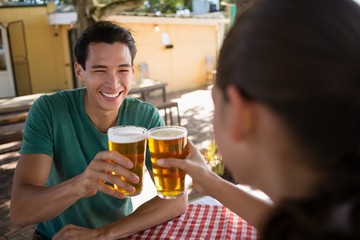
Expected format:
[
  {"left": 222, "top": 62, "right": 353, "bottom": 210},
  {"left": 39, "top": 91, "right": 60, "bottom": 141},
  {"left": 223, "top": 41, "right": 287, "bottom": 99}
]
[{"left": 217, "top": 0, "right": 360, "bottom": 238}]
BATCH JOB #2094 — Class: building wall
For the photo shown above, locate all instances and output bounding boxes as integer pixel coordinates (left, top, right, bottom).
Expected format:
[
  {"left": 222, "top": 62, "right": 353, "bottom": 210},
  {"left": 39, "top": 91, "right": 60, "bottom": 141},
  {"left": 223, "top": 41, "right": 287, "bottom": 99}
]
[
  {"left": 106, "top": 16, "right": 228, "bottom": 93},
  {"left": 133, "top": 24, "right": 216, "bottom": 92},
  {"left": 0, "top": 6, "right": 73, "bottom": 95},
  {"left": 0, "top": 7, "right": 227, "bottom": 96}
]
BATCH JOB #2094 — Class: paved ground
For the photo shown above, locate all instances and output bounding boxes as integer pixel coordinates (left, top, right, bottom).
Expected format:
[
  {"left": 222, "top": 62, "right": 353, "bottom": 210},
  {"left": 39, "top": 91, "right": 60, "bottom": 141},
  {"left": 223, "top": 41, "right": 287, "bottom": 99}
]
[{"left": 0, "top": 86, "right": 214, "bottom": 239}]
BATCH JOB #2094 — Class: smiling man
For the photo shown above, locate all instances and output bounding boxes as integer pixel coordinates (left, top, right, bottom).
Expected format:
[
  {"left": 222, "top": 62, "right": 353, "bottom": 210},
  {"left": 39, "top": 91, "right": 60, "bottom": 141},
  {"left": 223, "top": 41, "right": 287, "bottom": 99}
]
[{"left": 10, "top": 21, "right": 187, "bottom": 240}]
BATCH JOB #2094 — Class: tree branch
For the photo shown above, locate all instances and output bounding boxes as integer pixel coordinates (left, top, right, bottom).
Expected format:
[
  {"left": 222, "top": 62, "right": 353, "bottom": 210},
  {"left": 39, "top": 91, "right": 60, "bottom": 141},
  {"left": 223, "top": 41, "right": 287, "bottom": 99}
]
[{"left": 92, "top": 0, "right": 144, "bottom": 20}]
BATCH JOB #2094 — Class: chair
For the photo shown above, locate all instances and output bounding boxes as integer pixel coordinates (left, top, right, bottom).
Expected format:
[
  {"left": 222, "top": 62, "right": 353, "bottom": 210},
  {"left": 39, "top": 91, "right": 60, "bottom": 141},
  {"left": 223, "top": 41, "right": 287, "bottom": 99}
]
[
  {"left": 0, "top": 111, "right": 28, "bottom": 145},
  {"left": 138, "top": 62, "right": 150, "bottom": 80},
  {"left": 155, "top": 101, "right": 181, "bottom": 126},
  {"left": 136, "top": 62, "right": 181, "bottom": 125},
  {"left": 205, "top": 56, "right": 217, "bottom": 84}
]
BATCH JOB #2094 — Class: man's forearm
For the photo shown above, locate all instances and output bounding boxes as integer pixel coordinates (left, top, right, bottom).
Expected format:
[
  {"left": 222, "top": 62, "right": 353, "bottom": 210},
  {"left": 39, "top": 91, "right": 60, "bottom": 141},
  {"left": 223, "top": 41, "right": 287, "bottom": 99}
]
[{"left": 11, "top": 176, "right": 82, "bottom": 226}]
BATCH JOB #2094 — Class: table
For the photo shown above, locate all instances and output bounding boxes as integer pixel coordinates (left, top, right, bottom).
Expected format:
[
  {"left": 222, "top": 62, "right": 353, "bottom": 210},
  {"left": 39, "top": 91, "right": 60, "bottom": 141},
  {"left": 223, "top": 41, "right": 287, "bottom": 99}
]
[
  {"left": 125, "top": 201, "right": 258, "bottom": 240},
  {"left": 129, "top": 79, "right": 167, "bottom": 102},
  {"left": 0, "top": 93, "right": 44, "bottom": 114},
  {"left": 0, "top": 79, "right": 167, "bottom": 113},
  {"left": 0, "top": 93, "right": 45, "bottom": 144}
]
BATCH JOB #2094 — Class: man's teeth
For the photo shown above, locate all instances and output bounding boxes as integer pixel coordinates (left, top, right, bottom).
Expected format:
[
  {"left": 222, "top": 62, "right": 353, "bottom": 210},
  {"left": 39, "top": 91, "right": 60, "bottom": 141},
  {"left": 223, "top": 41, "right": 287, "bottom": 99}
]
[{"left": 102, "top": 92, "right": 120, "bottom": 98}]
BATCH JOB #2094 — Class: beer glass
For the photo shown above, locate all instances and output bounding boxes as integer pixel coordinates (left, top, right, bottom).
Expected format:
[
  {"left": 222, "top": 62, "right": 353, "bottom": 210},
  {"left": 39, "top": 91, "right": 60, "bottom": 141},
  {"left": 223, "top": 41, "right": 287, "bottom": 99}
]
[
  {"left": 148, "top": 126, "right": 188, "bottom": 199},
  {"left": 107, "top": 126, "right": 147, "bottom": 196}
]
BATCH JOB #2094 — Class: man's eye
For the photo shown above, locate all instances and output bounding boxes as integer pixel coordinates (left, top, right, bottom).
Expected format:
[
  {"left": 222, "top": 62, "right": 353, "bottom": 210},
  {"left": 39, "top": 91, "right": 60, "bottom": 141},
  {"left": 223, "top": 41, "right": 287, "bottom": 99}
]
[
  {"left": 94, "top": 70, "right": 106, "bottom": 73},
  {"left": 119, "top": 69, "right": 129, "bottom": 73}
]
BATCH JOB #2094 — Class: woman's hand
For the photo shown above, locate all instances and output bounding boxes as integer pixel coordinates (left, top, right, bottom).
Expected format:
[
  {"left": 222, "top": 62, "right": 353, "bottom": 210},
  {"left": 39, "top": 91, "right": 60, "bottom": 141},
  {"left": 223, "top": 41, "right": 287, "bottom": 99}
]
[
  {"left": 156, "top": 140, "right": 218, "bottom": 196},
  {"left": 73, "top": 151, "right": 140, "bottom": 199}
]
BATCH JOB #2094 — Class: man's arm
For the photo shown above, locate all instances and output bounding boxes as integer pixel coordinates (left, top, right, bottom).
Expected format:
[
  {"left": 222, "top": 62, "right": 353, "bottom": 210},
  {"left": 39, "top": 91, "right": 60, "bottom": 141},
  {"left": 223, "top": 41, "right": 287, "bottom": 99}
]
[
  {"left": 103, "top": 176, "right": 187, "bottom": 239},
  {"left": 52, "top": 172, "right": 188, "bottom": 240},
  {"left": 10, "top": 151, "right": 137, "bottom": 226},
  {"left": 10, "top": 154, "right": 82, "bottom": 226}
]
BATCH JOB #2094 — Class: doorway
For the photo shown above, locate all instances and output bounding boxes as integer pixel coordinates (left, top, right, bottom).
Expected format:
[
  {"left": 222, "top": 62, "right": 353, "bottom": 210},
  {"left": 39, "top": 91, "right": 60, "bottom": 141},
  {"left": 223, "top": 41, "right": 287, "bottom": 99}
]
[
  {"left": 0, "top": 23, "right": 16, "bottom": 98},
  {"left": 8, "top": 20, "right": 32, "bottom": 96}
]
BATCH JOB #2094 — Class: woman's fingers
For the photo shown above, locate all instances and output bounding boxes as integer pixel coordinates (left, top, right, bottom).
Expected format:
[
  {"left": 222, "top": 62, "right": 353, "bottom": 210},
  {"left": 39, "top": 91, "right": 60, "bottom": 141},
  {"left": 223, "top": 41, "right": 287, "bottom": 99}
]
[{"left": 156, "top": 139, "right": 209, "bottom": 174}]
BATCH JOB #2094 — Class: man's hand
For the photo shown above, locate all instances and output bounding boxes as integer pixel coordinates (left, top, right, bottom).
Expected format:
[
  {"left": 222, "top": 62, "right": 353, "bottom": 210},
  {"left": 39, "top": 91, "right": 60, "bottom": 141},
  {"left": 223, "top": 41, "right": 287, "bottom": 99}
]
[
  {"left": 10, "top": 150, "right": 142, "bottom": 226},
  {"left": 74, "top": 151, "right": 140, "bottom": 199},
  {"left": 52, "top": 224, "right": 108, "bottom": 240}
]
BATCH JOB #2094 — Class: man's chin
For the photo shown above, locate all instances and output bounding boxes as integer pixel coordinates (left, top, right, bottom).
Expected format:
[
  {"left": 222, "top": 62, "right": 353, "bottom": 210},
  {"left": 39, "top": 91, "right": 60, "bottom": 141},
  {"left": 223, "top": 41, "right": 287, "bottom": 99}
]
[{"left": 102, "top": 98, "right": 124, "bottom": 111}]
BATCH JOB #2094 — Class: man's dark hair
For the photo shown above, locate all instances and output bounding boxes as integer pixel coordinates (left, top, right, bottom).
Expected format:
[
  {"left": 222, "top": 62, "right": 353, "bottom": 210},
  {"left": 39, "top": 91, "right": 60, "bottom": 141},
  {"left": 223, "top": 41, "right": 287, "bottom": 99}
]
[{"left": 74, "top": 21, "right": 137, "bottom": 69}]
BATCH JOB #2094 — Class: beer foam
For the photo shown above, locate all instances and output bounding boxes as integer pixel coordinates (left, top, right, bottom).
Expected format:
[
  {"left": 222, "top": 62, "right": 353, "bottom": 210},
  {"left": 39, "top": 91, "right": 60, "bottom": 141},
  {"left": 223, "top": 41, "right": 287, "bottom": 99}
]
[
  {"left": 148, "top": 127, "right": 187, "bottom": 140},
  {"left": 108, "top": 126, "right": 147, "bottom": 143}
]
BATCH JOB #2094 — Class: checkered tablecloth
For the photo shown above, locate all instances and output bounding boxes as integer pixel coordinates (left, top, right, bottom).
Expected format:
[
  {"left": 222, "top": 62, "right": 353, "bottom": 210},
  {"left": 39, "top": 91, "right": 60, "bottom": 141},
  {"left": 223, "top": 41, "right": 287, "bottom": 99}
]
[{"left": 126, "top": 203, "right": 258, "bottom": 240}]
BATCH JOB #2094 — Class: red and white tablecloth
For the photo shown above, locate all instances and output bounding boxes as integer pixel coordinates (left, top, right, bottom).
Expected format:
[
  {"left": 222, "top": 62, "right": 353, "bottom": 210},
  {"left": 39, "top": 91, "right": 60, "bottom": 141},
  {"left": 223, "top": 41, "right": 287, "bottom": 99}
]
[{"left": 126, "top": 203, "right": 258, "bottom": 240}]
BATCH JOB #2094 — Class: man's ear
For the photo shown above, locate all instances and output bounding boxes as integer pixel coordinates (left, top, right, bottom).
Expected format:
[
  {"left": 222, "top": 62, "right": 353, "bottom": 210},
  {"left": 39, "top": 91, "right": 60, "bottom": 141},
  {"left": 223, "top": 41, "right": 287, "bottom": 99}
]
[
  {"left": 74, "top": 62, "right": 84, "bottom": 82},
  {"left": 226, "top": 85, "right": 254, "bottom": 140}
]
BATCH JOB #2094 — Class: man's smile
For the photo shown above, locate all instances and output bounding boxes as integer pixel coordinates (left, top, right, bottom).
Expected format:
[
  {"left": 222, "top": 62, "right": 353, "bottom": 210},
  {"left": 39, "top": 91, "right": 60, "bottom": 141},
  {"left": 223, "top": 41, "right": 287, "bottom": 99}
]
[{"left": 100, "top": 91, "right": 122, "bottom": 98}]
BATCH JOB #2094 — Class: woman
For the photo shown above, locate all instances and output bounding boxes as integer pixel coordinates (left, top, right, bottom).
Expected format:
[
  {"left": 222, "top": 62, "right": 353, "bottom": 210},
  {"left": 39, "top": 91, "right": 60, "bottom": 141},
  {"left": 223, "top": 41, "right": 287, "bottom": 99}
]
[{"left": 157, "top": 0, "right": 360, "bottom": 238}]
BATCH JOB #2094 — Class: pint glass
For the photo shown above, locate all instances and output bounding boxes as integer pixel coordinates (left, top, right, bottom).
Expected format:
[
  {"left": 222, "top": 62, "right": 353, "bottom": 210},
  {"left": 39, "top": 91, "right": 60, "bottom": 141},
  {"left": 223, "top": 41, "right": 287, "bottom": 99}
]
[
  {"left": 107, "top": 126, "right": 147, "bottom": 196},
  {"left": 148, "top": 126, "right": 188, "bottom": 199}
]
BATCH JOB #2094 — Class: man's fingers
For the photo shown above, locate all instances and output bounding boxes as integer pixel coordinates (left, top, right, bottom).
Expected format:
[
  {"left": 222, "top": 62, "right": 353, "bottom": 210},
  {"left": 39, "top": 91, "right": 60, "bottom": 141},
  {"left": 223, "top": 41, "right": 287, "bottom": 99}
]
[
  {"left": 100, "top": 163, "right": 139, "bottom": 184},
  {"left": 108, "top": 151, "right": 133, "bottom": 169},
  {"left": 80, "top": 150, "right": 140, "bottom": 199},
  {"left": 96, "top": 182, "right": 129, "bottom": 199},
  {"left": 95, "top": 151, "right": 133, "bottom": 169},
  {"left": 94, "top": 172, "right": 136, "bottom": 193},
  {"left": 90, "top": 153, "right": 139, "bottom": 184},
  {"left": 52, "top": 224, "right": 75, "bottom": 240}
]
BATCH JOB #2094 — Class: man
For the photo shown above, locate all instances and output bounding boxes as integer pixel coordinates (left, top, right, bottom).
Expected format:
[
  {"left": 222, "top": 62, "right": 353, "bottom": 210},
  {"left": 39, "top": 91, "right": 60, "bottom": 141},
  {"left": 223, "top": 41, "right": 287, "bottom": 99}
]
[{"left": 10, "top": 21, "right": 187, "bottom": 239}]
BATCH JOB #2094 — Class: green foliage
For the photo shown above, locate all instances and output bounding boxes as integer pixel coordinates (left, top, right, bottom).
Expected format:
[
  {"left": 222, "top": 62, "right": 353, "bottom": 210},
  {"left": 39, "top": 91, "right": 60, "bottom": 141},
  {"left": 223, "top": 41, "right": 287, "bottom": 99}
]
[
  {"left": 1, "top": 0, "right": 192, "bottom": 10},
  {"left": 201, "top": 140, "right": 224, "bottom": 176},
  {"left": 141, "top": 0, "right": 190, "bottom": 13}
]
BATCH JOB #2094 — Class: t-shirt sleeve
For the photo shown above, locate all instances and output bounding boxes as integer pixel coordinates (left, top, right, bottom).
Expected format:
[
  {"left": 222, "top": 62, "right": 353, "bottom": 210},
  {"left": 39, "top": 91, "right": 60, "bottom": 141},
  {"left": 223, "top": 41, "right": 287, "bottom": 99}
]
[{"left": 19, "top": 96, "right": 54, "bottom": 157}]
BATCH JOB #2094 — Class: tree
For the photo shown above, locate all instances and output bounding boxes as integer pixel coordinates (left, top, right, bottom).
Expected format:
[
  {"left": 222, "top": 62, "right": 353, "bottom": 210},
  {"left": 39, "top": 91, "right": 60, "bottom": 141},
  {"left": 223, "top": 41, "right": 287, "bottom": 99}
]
[
  {"left": 73, "top": 0, "right": 192, "bottom": 35},
  {"left": 73, "top": 0, "right": 256, "bottom": 36},
  {"left": 74, "top": 0, "right": 145, "bottom": 35}
]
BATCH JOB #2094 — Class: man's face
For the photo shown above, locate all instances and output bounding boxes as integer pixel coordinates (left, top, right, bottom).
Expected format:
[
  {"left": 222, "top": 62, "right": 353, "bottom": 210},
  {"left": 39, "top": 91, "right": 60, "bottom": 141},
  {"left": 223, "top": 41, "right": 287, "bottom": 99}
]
[{"left": 75, "top": 42, "right": 134, "bottom": 113}]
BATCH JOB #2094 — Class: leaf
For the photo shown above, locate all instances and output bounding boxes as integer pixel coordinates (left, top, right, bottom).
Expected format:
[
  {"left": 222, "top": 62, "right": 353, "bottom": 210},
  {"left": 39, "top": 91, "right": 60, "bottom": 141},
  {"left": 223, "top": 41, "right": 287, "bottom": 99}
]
[{"left": 92, "top": 0, "right": 145, "bottom": 20}]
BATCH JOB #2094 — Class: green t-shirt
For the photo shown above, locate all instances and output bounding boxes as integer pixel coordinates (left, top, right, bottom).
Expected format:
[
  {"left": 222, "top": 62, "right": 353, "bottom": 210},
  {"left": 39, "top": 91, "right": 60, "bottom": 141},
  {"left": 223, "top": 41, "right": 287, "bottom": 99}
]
[{"left": 20, "top": 88, "right": 164, "bottom": 238}]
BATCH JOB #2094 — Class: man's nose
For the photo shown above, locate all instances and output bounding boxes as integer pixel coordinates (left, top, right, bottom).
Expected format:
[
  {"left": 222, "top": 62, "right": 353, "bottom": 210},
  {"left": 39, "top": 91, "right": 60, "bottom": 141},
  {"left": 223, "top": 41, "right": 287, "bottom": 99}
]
[{"left": 106, "top": 71, "right": 122, "bottom": 87}]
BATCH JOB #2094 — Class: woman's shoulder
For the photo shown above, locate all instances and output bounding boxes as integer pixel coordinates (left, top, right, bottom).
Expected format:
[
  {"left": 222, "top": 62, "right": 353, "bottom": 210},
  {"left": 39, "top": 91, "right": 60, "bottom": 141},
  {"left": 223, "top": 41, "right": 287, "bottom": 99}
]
[{"left": 262, "top": 185, "right": 360, "bottom": 239}]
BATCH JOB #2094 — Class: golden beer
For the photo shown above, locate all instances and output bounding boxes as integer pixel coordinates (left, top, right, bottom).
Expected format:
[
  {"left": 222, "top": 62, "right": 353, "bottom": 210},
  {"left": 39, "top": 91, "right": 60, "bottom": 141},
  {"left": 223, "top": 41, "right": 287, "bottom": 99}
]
[
  {"left": 148, "top": 126, "right": 188, "bottom": 199},
  {"left": 107, "top": 126, "right": 147, "bottom": 196}
]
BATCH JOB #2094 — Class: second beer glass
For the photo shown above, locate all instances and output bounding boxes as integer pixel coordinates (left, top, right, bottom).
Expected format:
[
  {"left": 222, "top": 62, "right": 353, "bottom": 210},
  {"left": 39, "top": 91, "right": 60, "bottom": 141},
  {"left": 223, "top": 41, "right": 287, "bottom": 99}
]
[
  {"left": 107, "top": 126, "right": 147, "bottom": 196},
  {"left": 148, "top": 126, "right": 188, "bottom": 199}
]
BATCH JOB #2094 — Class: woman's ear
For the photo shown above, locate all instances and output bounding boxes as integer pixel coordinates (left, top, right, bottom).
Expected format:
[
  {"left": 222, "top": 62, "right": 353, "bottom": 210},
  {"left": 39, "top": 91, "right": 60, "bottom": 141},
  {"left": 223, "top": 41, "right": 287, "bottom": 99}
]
[
  {"left": 74, "top": 62, "right": 84, "bottom": 82},
  {"left": 226, "top": 85, "right": 254, "bottom": 140}
]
